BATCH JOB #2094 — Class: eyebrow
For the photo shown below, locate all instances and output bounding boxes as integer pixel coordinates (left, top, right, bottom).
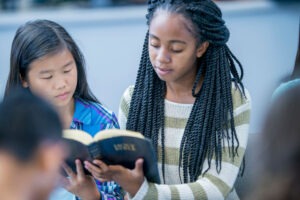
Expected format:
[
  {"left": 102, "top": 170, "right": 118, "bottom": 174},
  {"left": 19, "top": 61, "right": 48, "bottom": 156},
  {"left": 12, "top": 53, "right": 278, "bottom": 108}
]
[
  {"left": 149, "top": 34, "right": 187, "bottom": 45},
  {"left": 39, "top": 60, "right": 74, "bottom": 74},
  {"left": 62, "top": 60, "right": 74, "bottom": 68}
]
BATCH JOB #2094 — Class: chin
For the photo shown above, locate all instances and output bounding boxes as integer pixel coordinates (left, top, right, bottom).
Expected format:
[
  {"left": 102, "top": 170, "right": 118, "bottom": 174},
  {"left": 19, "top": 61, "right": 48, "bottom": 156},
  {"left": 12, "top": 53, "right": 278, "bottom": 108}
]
[
  {"left": 54, "top": 99, "right": 71, "bottom": 108},
  {"left": 157, "top": 76, "right": 174, "bottom": 83},
  {"left": 155, "top": 74, "right": 167, "bottom": 81}
]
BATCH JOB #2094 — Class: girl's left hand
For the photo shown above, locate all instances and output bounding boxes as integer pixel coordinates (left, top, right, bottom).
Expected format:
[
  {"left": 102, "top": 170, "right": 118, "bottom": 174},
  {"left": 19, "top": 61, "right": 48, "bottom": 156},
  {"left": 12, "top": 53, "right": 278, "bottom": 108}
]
[
  {"left": 84, "top": 159, "right": 145, "bottom": 197},
  {"left": 60, "top": 159, "right": 101, "bottom": 200}
]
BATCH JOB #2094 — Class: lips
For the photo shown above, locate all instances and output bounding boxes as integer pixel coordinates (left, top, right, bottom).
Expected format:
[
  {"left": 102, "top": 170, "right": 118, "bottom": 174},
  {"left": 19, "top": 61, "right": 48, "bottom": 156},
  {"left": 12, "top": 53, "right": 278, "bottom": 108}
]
[
  {"left": 155, "top": 66, "right": 173, "bottom": 76},
  {"left": 56, "top": 92, "right": 69, "bottom": 100}
]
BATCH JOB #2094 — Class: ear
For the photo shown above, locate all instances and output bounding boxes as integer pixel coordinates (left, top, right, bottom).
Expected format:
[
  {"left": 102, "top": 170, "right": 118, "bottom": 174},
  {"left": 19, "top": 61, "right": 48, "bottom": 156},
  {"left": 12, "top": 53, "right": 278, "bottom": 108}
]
[
  {"left": 34, "top": 142, "right": 66, "bottom": 175},
  {"left": 20, "top": 74, "right": 29, "bottom": 88},
  {"left": 30, "top": 143, "right": 66, "bottom": 198},
  {"left": 196, "top": 41, "right": 210, "bottom": 58}
]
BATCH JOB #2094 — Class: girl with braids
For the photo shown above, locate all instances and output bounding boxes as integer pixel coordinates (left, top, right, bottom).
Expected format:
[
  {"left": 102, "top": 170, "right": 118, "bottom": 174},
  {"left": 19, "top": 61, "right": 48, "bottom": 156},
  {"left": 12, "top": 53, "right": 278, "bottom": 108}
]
[{"left": 85, "top": 0, "right": 251, "bottom": 199}]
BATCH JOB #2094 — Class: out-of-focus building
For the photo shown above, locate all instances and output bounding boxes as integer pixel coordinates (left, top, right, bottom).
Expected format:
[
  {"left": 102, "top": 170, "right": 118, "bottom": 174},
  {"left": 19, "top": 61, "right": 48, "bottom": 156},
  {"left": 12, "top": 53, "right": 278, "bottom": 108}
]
[
  {"left": 0, "top": 0, "right": 299, "bottom": 140},
  {"left": 0, "top": 0, "right": 148, "bottom": 11}
]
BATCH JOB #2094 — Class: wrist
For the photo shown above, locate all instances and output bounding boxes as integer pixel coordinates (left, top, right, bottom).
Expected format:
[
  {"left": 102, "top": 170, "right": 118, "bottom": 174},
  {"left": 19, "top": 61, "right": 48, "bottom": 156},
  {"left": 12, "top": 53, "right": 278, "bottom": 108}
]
[
  {"left": 127, "top": 178, "right": 148, "bottom": 200},
  {"left": 127, "top": 177, "right": 144, "bottom": 197}
]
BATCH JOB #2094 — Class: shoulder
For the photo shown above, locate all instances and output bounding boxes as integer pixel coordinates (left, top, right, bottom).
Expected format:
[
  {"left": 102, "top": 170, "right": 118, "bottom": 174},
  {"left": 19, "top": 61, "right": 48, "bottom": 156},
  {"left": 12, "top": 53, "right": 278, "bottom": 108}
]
[
  {"left": 231, "top": 83, "right": 251, "bottom": 111},
  {"left": 121, "top": 85, "right": 134, "bottom": 102},
  {"left": 272, "top": 78, "right": 300, "bottom": 100},
  {"left": 75, "top": 98, "right": 119, "bottom": 128},
  {"left": 231, "top": 83, "right": 251, "bottom": 131},
  {"left": 119, "top": 85, "right": 134, "bottom": 118}
]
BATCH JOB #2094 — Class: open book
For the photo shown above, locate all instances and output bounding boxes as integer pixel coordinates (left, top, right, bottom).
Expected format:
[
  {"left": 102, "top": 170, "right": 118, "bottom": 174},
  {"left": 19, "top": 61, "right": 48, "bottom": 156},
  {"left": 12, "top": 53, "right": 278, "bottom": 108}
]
[{"left": 62, "top": 129, "right": 160, "bottom": 183}]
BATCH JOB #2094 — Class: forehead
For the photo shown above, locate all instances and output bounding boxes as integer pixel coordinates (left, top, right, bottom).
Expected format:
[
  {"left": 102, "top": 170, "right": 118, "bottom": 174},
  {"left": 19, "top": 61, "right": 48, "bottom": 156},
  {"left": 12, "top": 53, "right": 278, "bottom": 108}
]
[
  {"left": 29, "top": 48, "right": 74, "bottom": 71},
  {"left": 149, "top": 10, "right": 195, "bottom": 41}
]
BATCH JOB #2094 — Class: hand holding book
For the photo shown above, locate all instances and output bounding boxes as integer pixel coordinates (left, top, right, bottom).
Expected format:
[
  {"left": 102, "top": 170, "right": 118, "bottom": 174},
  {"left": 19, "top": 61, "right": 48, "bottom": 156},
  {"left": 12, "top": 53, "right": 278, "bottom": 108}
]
[
  {"left": 60, "top": 159, "right": 101, "bottom": 200},
  {"left": 62, "top": 129, "right": 160, "bottom": 184},
  {"left": 84, "top": 158, "right": 145, "bottom": 197}
]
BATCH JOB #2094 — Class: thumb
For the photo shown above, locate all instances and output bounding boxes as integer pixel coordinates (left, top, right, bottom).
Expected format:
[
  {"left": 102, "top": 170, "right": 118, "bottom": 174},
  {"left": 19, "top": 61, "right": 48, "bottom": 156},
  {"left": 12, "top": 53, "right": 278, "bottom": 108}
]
[{"left": 133, "top": 158, "right": 144, "bottom": 175}]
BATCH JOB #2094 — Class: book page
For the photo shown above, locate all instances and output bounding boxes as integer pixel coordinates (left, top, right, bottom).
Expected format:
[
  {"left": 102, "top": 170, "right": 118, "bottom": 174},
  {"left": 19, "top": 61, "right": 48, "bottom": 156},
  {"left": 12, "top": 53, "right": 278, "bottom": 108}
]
[
  {"left": 93, "top": 129, "right": 144, "bottom": 142},
  {"left": 63, "top": 129, "right": 93, "bottom": 145}
]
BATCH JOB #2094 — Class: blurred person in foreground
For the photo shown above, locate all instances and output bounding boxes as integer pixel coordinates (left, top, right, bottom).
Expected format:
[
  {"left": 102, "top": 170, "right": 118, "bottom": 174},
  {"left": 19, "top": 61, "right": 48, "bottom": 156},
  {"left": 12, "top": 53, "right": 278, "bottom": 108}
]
[
  {"left": 0, "top": 89, "right": 66, "bottom": 200},
  {"left": 273, "top": 24, "right": 300, "bottom": 99},
  {"left": 248, "top": 83, "right": 300, "bottom": 200}
]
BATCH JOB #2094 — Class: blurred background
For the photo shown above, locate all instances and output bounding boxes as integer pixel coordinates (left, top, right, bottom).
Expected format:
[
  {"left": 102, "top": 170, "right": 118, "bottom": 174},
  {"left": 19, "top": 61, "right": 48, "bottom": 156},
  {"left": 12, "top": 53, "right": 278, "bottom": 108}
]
[
  {"left": 0, "top": 0, "right": 299, "bottom": 135},
  {"left": 0, "top": 0, "right": 146, "bottom": 10}
]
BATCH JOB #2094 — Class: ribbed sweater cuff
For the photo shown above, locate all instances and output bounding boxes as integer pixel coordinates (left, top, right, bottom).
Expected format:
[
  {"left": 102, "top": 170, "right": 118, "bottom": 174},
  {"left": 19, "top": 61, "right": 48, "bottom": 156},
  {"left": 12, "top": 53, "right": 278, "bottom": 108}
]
[{"left": 127, "top": 178, "right": 148, "bottom": 200}]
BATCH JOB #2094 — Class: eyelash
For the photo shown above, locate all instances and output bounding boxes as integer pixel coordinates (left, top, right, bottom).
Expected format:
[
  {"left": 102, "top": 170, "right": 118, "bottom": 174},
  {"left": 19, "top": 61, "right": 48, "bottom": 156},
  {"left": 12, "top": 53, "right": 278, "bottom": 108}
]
[
  {"left": 150, "top": 43, "right": 159, "bottom": 48},
  {"left": 42, "top": 76, "right": 52, "bottom": 80},
  {"left": 64, "top": 69, "right": 71, "bottom": 73},
  {"left": 172, "top": 49, "right": 183, "bottom": 53},
  {"left": 151, "top": 44, "right": 183, "bottom": 54}
]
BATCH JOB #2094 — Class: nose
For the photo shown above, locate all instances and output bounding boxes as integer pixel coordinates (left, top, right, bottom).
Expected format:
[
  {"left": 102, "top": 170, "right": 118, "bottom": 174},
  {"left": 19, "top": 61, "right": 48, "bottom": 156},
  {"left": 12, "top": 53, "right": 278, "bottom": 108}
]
[
  {"left": 54, "top": 76, "right": 67, "bottom": 90},
  {"left": 156, "top": 48, "right": 171, "bottom": 64}
]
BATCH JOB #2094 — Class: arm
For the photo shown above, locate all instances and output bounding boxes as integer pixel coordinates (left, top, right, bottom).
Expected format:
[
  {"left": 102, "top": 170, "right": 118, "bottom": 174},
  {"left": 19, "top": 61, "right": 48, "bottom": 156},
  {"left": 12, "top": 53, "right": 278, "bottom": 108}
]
[
  {"left": 130, "top": 88, "right": 251, "bottom": 200},
  {"left": 113, "top": 86, "right": 251, "bottom": 199},
  {"left": 118, "top": 86, "right": 134, "bottom": 130},
  {"left": 61, "top": 160, "right": 101, "bottom": 200},
  {"left": 85, "top": 140, "right": 246, "bottom": 200},
  {"left": 88, "top": 86, "right": 250, "bottom": 199}
]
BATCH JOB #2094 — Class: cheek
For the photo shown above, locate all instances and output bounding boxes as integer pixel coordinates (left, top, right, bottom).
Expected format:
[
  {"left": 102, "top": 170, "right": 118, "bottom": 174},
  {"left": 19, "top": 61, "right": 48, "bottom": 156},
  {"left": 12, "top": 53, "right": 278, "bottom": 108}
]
[
  {"left": 70, "top": 68, "right": 78, "bottom": 88},
  {"left": 148, "top": 47, "right": 156, "bottom": 65},
  {"left": 27, "top": 78, "right": 51, "bottom": 98},
  {"left": 0, "top": 158, "right": 18, "bottom": 182},
  {"left": 180, "top": 51, "right": 198, "bottom": 66},
  {"left": 30, "top": 85, "right": 52, "bottom": 101}
]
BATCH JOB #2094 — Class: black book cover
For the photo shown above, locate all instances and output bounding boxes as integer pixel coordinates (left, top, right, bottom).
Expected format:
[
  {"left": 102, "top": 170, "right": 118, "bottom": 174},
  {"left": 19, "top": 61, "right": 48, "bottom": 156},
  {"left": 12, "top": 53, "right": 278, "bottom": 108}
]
[{"left": 63, "top": 129, "right": 160, "bottom": 184}]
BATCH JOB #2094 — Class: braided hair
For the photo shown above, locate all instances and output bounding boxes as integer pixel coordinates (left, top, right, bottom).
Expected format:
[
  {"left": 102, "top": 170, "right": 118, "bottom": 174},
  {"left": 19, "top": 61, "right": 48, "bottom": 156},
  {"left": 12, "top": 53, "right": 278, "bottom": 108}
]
[{"left": 126, "top": 0, "right": 245, "bottom": 183}]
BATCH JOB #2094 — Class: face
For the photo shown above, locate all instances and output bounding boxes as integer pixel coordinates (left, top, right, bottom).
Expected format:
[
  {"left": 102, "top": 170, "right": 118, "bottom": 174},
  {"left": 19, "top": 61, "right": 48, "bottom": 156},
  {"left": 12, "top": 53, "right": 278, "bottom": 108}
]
[
  {"left": 0, "top": 143, "right": 66, "bottom": 200},
  {"left": 22, "top": 48, "right": 78, "bottom": 109},
  {"left": 149, "top": 10, "right": 208, "bottom": 84}
]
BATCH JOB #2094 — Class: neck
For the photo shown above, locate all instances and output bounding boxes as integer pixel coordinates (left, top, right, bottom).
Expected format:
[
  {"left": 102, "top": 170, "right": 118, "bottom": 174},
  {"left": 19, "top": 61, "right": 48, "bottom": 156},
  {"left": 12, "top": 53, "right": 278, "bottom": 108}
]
[
  {"left": 166, "top": 75, "right": 204, "bottom": 104},
  {"left": 57, "top": 98, "right": 75, "bottom": 129}
]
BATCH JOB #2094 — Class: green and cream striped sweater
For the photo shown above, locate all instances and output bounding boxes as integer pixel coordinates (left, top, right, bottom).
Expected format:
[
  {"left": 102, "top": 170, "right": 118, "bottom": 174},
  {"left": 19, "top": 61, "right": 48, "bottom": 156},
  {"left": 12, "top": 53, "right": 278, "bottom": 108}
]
[{"left": 118, "top": 85, "right": 251, "bottom": 200}]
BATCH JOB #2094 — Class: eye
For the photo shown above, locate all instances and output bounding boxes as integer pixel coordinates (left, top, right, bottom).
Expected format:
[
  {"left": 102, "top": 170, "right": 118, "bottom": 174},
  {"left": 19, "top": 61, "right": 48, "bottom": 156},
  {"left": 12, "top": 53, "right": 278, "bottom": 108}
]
[
  {"left": 41, "top": 75, "right": 52, "bottom": 80},
  {"left": 150, "top": 43, "right": 159, "bottom": 48},
  {"left": 171, "top": 49, "right": 183, "bottom": 53},
  {"left": 171, "top": 44, "right": 184, "bottom": 53},
  {"left": 63, "top": 66, "right": 73, "bottom": 73},
  {"left": 150, "top": 40, "right": 160, "bottom": 48},
  {"left": 64, "top": 69, "right": 71, "bottom": 73}
]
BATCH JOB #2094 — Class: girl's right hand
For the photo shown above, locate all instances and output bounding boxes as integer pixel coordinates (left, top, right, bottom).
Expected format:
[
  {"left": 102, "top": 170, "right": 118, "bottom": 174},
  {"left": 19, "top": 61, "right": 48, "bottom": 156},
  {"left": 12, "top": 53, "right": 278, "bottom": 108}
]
[
  {"left": 85, "top": 158, "right": 145, "bottom": 197},
  {"left": 60, "top": 159, "right": 101, "bottom": 200}
]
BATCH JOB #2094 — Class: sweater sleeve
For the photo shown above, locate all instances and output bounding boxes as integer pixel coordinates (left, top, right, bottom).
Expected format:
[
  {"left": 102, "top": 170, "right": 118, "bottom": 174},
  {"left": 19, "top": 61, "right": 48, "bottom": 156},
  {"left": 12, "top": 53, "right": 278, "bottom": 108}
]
[
  {"left": 118, "top": 85, "right": 134, "bottom": 130},
  {"left": 119, "top": 86, "right": 251, "bottom": 200}
]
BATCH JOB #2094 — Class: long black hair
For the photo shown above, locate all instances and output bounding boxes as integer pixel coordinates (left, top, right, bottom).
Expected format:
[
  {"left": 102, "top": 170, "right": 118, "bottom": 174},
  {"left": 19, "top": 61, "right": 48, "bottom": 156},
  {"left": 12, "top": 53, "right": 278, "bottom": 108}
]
[
  {"left": 5, "top": 19, "right": 99, "bottom": 103},
  {"left": 126, "top": 0, "right": 245, "bottom": 183}
]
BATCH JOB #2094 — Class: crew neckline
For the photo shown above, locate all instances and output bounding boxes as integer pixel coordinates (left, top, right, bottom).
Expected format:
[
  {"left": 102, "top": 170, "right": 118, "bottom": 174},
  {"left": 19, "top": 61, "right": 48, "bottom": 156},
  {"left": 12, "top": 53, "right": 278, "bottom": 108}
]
[{"left": 164, "top": 98, "right": 194, "bottom": 106}]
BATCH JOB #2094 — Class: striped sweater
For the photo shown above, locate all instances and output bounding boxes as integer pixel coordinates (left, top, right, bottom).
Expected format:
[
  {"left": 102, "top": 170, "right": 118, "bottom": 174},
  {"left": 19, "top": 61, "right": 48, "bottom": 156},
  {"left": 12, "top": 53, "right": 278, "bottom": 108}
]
[{"left": 118, "top": 85, "right": 251, "bottom": 200}]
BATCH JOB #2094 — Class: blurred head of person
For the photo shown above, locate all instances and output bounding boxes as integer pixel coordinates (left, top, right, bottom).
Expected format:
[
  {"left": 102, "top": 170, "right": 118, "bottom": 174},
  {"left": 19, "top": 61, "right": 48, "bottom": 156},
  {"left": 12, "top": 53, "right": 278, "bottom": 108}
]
[
  {"left": 290, "top": 24, "right": 300, "bottom": 80},
  {"left": 249, "top": 84, "right": 300, "bottom": 200},
  {"left": 0, "top": 88, "right": 66, "bottom": 200}
]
